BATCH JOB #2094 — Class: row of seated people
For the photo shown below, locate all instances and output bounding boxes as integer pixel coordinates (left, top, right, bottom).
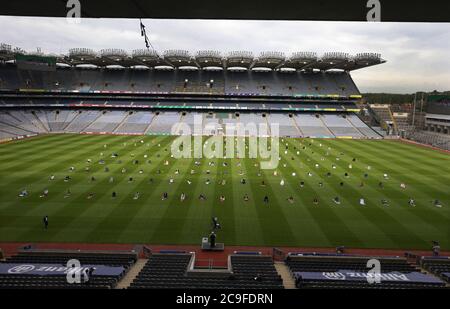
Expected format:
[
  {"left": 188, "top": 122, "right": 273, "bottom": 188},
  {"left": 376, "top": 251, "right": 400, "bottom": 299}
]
[
  {"left": 286, "top": 254, "right": 447, "bottom": 289},
  {"left": 129, "top": 253, "right": 283, "bottom": 289},
  {"left": 0, "top": 250, "right": 137, "bottom": 289},
  {"left": 420, "top": 257, "right": 450, "bottom": 283}
]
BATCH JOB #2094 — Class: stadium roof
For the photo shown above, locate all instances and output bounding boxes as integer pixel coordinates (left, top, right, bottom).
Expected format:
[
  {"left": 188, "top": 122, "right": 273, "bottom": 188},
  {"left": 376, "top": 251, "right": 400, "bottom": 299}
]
[
  {"left": 0, "top": 44, "right": 386, "bottom": 71},
  {"left": 0, "top": 0, "right": 448, "bottom": 22}
]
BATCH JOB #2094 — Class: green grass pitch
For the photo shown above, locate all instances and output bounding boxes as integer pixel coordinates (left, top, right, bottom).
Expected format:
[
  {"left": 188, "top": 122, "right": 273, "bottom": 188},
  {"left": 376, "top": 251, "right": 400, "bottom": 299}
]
[{"left": 0, "top": 133, "right": 448, "bottom": 250}]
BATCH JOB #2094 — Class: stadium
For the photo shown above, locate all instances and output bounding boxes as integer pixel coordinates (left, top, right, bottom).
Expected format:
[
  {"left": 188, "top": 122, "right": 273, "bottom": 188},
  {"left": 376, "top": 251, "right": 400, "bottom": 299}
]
[{"left": 0, "top": 19, "right": 449, "bottom": 290}]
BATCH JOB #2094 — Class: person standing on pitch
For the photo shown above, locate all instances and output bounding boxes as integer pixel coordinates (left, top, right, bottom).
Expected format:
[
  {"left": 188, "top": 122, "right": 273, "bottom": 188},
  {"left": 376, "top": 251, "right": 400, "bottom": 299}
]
[
  {"left": 43, "top": 215, "right": 49, "bottom": 230},
  {"left": 209, "top": 231, "right": 216, "bottom": 248}
]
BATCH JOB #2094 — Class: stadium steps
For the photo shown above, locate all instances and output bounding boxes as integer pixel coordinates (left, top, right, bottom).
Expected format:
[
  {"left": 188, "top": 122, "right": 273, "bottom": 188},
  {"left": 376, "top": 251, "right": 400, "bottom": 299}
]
[
  {"left": 62, "top": 111, "right": 81, "bottom": 131},
  {"left": 143, "top": 112, "right": 158, "bottom": 134},
  {"left": 80, "top": 111, "right": 103, "bottom": 132},
  {"left": 31, "top": 111, "right": 50, "bottom": 133},
  {"left": 274, "top": 262, "right": 296, "bottom": 289},
  {"left": 345, "top": 115, "right": 366, "bottom": 137},
  {"left": 317, "top": 115, "right": 336, "bottom": 137},
  {"left": 113, "top": 112, "right": 132, "bottom": 133},
  {"left": 116, "top": 259, "right": 148, "bottom": 289},
  {"left": 263, "top": 115, "right": 271, "bottom": 136},
  {"left": 348, "top": 114, "right": 382, "bottom": 138},
  {"left": 290, "top": 115, "right": 304, "bottom": 137}
]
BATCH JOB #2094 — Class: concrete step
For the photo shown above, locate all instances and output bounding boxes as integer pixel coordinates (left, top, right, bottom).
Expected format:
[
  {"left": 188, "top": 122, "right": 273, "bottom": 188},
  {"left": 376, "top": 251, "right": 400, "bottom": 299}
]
[
  {"left": 116, "top": 259, "right": 148, "bottom": 289},
  {"left": 274, "top": 262, "right": 296, "bottom": 289}
]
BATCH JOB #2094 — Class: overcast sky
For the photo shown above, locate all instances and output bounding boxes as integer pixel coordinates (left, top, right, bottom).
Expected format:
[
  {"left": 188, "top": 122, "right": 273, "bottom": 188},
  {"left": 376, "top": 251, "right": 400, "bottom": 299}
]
[{"left": 1, "top": 16, "right": 449, "bottom": 93}]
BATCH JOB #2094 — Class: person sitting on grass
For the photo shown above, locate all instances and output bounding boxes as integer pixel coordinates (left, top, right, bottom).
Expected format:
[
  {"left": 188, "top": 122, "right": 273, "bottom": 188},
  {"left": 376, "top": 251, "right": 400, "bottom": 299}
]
[
  {"left": 129, "top": 177, "right": 134, "bottom": 183},
  {"left": 40, "top": 189, "right": 49, "bottom": 198},
  {"left": 359, "top": 198, "right": 366, "bottom": 206},
  {"left": 205, "top": 179, "right": 210, "bottom": 185},
  {"left": 161, "top": 192, "right": 168, "bottom": 200},
  {"left": 400, "top": 183, "right": 407, "bottom": 189},
  {"left": 381, "top": 199, "right": 389, "bottom": 207},
  {"left": 313, "top": 197, "right": 319, "bottom": 206},
  {"left": 378, "top": 182, "right": 384, "bottom": 188},
  {"left": 261, "top": 180, "right": 266, "bottom": 187},
  {"left": 199, "top": 194, "right": 207, "bottom": 201},
  {"left": 112, "top": 191, "right": 117, "bottom": 199},
  {"left": 333, "top": 197, "right": 341, "bottom": 205},
  {"left": 300, "top": 181, "right": 305, "bottom": 188},
  {"left": 87, "top": 193, "right": 95, "bottom": 200},
  {"left": 433, "top": 199, "right": 442, "bottom": 208},
  {"left": 241, "top": 178, "right": 246, "bottom": 185},
  {"left": 18, "top": 189, "right": 28, "bottom": 198},
  {"left": 340, "top": 182, "right": 344, "bottom": 187},
  {"left": 187, "top": 179, "right": 192, "bottom": 185},
  {"left": 219, "top": 195, "right": 226, "bottom": 203},
  {"left": 244, "top": 194, "right": 249, "bottom": 202},
  {"left": 263, "top": 196, "right": 269, "bottom": 204},
  {"left": 49, "top": 175, "right": 55, "bottom": 181},
  {"left": 64, "top": 176, "right": 71, "bottom": 182},
  {"left": 408, "top": 198, "right": 416, "bottom": 207},
  {"left": 180, "top": 193, "right": 186, "bottom": 202},
  {"left": 287, "top": 196, "right": 294, "bottom": 204},
  {"left": 133, "top": 192, "right": 140, "bottom": 200},
  {"left": 169, "top": 178, "right": 174, "bottom": 184}
]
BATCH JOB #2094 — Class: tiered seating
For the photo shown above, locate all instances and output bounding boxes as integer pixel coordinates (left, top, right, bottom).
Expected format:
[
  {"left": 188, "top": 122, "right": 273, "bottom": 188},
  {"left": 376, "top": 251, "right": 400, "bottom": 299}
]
[
  {"left": 130, "top": 253, "right": 283, "bottom": 289},
  {"left": 267, "top": 114, "right": 301, "bottom": 137},
  {"left": 294, "top": 114, "right": 333, "bottom": 137},
  {"left": 83, "top": 111, "right": 127, "bottom": 133},
  {"left": 6, "top": 251, "right": 137, "bottom": 266},
  {"left": 346, "top": 114, "right": 381, "bottom": 138},
  {"left": 0, "top": 250, "right": 137, "bottom": 289},
  {"left": 115, "top": 111, "right": 154, "bottom": 134},
  {"left": 421, "top": 257, "right": 450, "bottom": 283},
  {"left": 287, "top": 255, "right": 446, "bottom": 289},
  {"left": 236, "top": 113, "right": 269, "bottom": 137},
  {"left": 65, "top": 110, "right": 101, "bottom": 132},
  {"left": 0, "top": 110, "right": 43, "bottom": 134},
  {"left": 46, "top": 110, "right": 79, "bottom": 132},
  {"left": 321, "top": 114, "right": 363, "bottom": 138},
  {"left": 147, "top": 112, "right": 181, "bottom": 134},
  {"left": 405, "top": 130, "right": 450, "bottom": 151}
]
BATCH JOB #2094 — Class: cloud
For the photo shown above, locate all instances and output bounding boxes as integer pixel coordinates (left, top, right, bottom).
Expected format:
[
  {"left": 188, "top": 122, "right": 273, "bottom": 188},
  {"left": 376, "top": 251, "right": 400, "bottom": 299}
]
[{"left": 0, "top": 16, "right": 449, "bottom": 93}]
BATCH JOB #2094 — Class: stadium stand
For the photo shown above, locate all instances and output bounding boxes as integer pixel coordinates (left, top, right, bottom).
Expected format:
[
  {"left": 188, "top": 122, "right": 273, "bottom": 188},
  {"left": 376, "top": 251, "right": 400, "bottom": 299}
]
[
  {"left": 321, "top": 114, "right": 363, "bottom": 138},
  {"left": 0, "top": 250, "right": 137, "bottom": 289},
  {"left": 83, "top": 110, "right": 127, "bottom": 133},
  {"left": 130, "top": 253, "right": 283, "bottom": 289},
  {"left": 421, "top": 257, "right": 450, "bottom": 283},
  {"left": 404, "top": 130, "right": 450, "bottom": 151},
  {"left": 286, "top": 254, "right": 446, "bottom": 289},
  {"left": 115, "top": 111, "right": 154, "bottom": 134},
  {"left": 293, "top": 114, "right": 334, "bottom": 137},
  {"left": 64, "top": 110, "right": 102, "bottom": 133}
]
